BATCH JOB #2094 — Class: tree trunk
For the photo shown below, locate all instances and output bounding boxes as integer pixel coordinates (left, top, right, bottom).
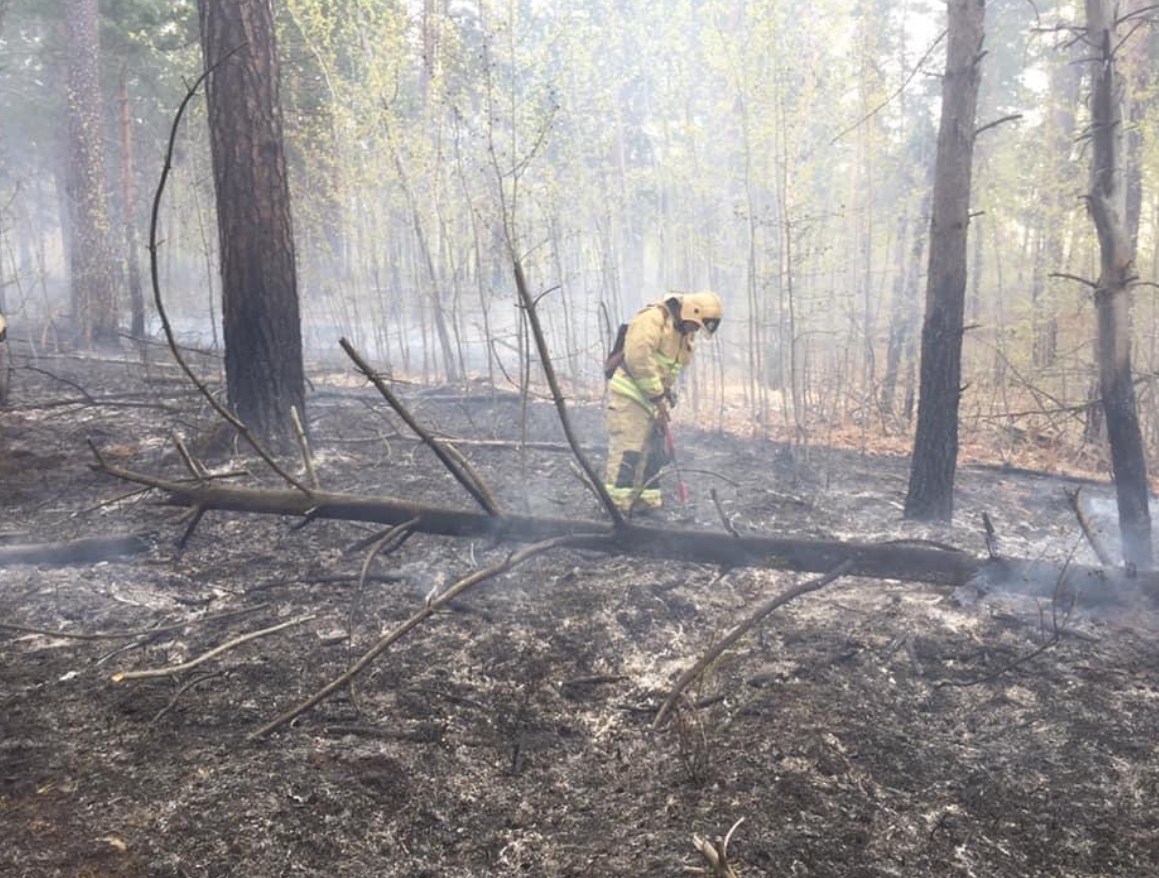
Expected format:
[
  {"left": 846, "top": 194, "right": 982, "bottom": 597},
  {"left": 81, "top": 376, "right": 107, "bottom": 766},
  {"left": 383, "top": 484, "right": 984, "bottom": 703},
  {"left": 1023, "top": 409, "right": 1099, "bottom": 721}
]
[
  {"left": 1085, "top": 0, "right": 1152, "bottom": 569},
  {"left": 65, "top": 0, "right": 119, "bottom": 348},
  {"left": 197, "top": 0, "right": 306, "bottom": 446},
  {"left": 904, "top": 0, "right": 985, "bottom": 522},
  {"left": 118, "top": 70, "right": 145, "bottom": 340},
  {"left": 882, "top": 190, "right": 930, "bottom": 420},
  {"left": 94, "top": 463, "right": 1159, "bottom": 608}
]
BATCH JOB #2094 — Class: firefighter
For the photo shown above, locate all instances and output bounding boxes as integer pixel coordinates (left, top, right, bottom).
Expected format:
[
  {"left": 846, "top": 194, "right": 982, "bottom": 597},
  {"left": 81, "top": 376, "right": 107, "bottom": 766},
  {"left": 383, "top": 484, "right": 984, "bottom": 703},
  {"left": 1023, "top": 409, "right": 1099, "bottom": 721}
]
[{"left": 604, "top": 291, "right": 722, "bottom": 514}]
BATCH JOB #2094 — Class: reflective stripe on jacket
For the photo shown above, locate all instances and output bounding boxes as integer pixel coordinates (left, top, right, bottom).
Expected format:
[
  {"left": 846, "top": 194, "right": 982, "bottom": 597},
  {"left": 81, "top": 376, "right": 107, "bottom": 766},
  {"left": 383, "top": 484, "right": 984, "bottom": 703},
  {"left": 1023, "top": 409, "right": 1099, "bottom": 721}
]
[{"left": 608, "top": 301, "right": 694, "bottom": 412}]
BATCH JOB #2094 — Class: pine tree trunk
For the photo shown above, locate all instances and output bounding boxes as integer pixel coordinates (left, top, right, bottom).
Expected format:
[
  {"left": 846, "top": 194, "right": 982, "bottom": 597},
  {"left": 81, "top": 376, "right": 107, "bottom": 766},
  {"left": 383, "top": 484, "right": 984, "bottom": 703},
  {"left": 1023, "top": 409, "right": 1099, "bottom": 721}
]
[
  {"left": 65, "top": 0, "right": 119, "bottom": 348},
  {"left": 904, "top": 0, "right": 985, "bottom": 522},
  {"left": 197, "top": 0, "right": 306, "bottom": 447},
  {"left": 1085, "top": 0, "right": 1152, "bottom": 569}
]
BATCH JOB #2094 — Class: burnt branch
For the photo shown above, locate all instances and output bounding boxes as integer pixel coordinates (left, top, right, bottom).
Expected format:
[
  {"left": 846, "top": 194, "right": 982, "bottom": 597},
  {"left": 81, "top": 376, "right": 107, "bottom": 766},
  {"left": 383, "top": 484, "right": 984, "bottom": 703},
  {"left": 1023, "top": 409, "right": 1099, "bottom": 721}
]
[
  {"left": 148, "top": 62, "right": 308, "bottom": 494},
  {"left": 111, "top": 614, "right": 314, "bottom": 682},
  {"left": 653, "top": 561, "right": 854, "bottom": 729},
  {"left": 340, "top": 338, "right": 499, "bottom": 515},
  {"left": 0, "top": 603, "right": 269, "bottom": 641},
  {"left": 248, "top": 535, "right": 585, "bottom": 739},
  {"left": 511, "top": 259, "right": 626, "bottom": 528},
  {"left": 1064, "top": 486, "right": 1117, "bottom": 567}
]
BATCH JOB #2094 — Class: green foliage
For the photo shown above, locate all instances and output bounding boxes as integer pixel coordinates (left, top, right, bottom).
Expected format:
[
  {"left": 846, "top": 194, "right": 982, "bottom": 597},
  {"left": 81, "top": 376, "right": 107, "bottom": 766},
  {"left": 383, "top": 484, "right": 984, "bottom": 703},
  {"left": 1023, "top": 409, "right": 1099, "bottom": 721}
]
[{"left": 4, "top": 0, "right": 1159, "bottom": 456}]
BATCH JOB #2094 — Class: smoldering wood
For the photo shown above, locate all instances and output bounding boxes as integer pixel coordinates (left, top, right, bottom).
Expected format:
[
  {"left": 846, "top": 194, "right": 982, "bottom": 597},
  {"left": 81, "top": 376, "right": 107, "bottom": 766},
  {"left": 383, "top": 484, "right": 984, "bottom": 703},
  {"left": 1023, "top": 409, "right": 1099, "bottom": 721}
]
[{"left": 97, "top": 462, "right": 1159, "bottom": 606}]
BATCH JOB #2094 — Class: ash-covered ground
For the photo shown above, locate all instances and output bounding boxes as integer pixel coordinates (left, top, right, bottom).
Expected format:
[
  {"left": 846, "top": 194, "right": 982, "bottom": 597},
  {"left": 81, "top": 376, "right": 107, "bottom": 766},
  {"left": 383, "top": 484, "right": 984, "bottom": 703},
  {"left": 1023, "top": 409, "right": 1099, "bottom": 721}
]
[{"left": 2, "top": 348, "right": 1158, "bottom": 877}]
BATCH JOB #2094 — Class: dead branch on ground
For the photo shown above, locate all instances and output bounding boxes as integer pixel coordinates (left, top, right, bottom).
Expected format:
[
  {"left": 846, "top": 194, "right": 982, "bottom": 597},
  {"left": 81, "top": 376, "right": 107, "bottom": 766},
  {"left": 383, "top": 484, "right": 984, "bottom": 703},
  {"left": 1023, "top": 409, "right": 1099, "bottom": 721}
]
[
  {"left": 0, "top": 603, "right": 269, "bottom": 641},
  {"left": 687, "top": 818, "right": 744, "bottom": 877},
  {"left": 111, "top": 614, "right": 313, "bottom": 682},
  {"left": 248, "top": 535, "right": 584, "bottom": 739},
  {"left": 653, "top": 561, "right": 854, "bottom": 729},
  {"left": 91, "top": 455, "right": 1159, "bottom": 608}
]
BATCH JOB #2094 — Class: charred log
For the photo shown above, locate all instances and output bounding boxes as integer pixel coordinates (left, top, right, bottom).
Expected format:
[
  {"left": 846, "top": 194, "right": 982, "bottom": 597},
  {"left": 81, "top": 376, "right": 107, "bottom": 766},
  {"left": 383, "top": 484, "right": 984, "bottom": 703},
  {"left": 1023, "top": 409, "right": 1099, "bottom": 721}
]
[{"left": 97, "top": 464, "right": 1159, "bottom": 605}]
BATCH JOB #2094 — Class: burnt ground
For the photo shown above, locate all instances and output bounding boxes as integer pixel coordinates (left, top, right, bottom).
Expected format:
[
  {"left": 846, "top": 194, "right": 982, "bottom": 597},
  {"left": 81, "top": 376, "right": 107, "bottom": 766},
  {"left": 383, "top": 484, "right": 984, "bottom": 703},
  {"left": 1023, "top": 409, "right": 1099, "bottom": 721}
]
[{"left": 2, "top": 348, "right": 1158, "bottom": 878}]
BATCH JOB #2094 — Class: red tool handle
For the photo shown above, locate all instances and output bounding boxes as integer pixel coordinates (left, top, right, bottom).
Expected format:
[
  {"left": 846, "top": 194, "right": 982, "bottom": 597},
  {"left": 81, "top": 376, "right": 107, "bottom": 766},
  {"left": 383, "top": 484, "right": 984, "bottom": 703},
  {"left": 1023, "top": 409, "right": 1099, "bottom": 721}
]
[{"left": 664, "top": 427, "right": 690, "bottom": 504}]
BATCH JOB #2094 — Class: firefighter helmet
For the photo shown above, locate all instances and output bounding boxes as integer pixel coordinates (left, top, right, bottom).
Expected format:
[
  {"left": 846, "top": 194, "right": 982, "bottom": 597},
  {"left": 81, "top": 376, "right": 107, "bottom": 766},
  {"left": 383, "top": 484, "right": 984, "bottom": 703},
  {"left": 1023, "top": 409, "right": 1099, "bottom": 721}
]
[{"left": 678, "top": 292, "right": 722, "bottom": 335}]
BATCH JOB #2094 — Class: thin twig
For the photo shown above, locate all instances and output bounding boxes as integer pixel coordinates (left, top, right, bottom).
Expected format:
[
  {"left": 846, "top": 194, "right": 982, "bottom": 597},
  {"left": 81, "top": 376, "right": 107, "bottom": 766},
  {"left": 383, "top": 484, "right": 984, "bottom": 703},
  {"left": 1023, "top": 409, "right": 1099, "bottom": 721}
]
[
  {"left": 710, "top": 488, "right": 740, "bottom": 537},
  {"left": 0, "top": 603, "right": 270, "bottom": 641},
  {"left": 290, "top": 405, "right": 319, "bottom": 488},
  {"left": 347, "top": 518, "right": 418, "bottom": 644},
  {"left": 146, "top": 62, "right": 309, "bottom": 494},
  {"left": 653, "top": 560, "right": 854, "bottom": 729},
  {"left": 111, "top": 615, "right": 312, "bottom": 682},
  {"left": 172, "top": 431, "right": 210, "bottom": 479},
  {"left": 248, "top": 536, "right": 582, "bottom": 740},
  {"left": 934, "top": 559, "right": 1077, "bottom": 689},
  {"left": 147, "top": 670, "right": 225, "bottom": 728},
  {"left": 830, "top": 29, "right": 946, "bottom": 144}
]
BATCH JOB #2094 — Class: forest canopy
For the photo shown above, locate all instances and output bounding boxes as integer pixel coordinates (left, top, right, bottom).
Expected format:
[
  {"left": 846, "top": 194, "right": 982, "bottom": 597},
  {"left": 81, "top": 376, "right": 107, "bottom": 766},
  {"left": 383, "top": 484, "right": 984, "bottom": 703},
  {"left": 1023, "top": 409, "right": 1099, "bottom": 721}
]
[{"left": 0, "top": 0, "right": 1153, "bottom": 466}]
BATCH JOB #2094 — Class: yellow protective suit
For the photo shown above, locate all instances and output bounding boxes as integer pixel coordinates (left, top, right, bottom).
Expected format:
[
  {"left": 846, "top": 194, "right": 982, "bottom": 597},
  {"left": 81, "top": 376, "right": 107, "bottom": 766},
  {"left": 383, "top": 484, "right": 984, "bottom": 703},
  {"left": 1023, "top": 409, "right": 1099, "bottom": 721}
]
[{"left": 604, "top": 298, "right": 696, "bottom": 512}]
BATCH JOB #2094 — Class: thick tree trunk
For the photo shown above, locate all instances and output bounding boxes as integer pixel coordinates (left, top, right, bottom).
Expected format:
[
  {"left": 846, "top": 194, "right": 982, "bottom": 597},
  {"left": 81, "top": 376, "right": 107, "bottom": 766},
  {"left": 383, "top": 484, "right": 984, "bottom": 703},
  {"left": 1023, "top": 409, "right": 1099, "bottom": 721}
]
[
  {"left": 65, "top": 0, "right": 119, "bottom": 348},
  {"left": 904, "top": 0, "right": 985, "bottom": 522},
  {"left": 1085, "top": 0, "right": 1153, "bottom": 569},
  {"left": 198, "top": 0, "right": 305, "bottom": 446}
]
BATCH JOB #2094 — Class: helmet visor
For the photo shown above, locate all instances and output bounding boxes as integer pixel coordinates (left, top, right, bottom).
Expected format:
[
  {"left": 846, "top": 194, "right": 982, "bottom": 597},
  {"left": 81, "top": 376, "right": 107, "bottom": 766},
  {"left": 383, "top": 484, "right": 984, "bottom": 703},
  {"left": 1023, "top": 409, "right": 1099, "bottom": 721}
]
[{"left": 702, "top": 317, "right": 720, "bottom": 334}]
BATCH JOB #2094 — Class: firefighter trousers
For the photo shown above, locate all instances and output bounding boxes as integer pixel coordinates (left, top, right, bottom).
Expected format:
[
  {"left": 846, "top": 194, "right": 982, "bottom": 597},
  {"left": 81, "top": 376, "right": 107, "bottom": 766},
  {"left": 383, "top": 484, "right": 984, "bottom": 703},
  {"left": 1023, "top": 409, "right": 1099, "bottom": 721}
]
[{"left": 604, "top": 392, "right": 666, "bottom": 512}]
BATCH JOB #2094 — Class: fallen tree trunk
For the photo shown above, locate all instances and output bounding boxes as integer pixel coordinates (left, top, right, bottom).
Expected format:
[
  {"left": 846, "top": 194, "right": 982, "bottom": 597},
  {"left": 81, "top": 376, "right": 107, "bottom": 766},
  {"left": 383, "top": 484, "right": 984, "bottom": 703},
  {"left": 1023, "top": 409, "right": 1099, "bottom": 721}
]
[{"left": 104, "top": 465, "right": 1159, "bottom": 605}]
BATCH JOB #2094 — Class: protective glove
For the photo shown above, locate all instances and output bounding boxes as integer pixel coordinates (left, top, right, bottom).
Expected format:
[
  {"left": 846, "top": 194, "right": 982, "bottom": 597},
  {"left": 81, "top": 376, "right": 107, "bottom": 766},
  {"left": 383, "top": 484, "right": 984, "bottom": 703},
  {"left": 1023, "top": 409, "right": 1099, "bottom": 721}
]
[{"left": 664, "top": 388, "right": 678, "bottom": 408}]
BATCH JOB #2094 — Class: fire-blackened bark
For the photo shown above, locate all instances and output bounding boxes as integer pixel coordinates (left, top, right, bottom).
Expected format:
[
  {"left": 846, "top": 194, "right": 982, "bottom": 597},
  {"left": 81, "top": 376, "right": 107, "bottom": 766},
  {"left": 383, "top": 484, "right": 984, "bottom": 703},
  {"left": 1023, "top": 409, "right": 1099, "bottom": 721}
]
[
  {"left": 65, "top": 0, "right": 119, "bottom": 348},
  {"left": 904, "top": 0, "right": 985, "bottom": 522},
  {"left": 197, "top": 0, "right": 305, "bottom": 447},
  {"left": 1085, "top": 0, "right": 1152, "bottom": 569}
]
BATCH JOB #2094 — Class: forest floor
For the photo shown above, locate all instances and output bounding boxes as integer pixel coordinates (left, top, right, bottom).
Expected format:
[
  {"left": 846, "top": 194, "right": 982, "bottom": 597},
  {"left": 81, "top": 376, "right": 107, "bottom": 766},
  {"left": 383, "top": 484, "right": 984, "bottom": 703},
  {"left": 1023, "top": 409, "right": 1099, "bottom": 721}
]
[{"left": 1, "top": 344, "right": 1158, "bottom": 878}]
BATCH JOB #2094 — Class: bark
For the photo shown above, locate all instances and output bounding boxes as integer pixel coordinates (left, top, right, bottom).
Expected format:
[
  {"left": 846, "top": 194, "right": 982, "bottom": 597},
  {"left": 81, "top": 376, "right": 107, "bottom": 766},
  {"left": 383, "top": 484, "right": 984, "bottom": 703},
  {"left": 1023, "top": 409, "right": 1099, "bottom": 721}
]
[
  {"left": 197, "top": 0, "right": 305, "bottom": 447},
  {"left": 904, "top": 0, "right": 985, "bottom": 522},
  {"left": 1085, "top": 0, "right": 1152, "bottom": 569},
  {"left": 65, "top": 0, "right": 119, "bottom": 348},
  {"left": 119, "top": 71, "right": 145, "bottom": 339}
]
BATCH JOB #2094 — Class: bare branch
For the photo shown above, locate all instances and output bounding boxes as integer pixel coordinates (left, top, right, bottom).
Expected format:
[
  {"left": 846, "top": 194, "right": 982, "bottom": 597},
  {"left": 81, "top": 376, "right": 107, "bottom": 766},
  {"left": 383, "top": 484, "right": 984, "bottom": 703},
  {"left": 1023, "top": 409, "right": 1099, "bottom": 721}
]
[
  {"left": 248, "top": 536, "right": 584, "bottom": 739},
  {"left": 340, "top": 338, "right": 500, "bottom": 515},
  {"left": 653, "top": 560, "right": 854, "bottom": 729},
  {"left": 111, "top": 615, "right": 313, "bottom": 682},
  {"left": 147, "top": 61, "right": 309, "bottom": 494}
]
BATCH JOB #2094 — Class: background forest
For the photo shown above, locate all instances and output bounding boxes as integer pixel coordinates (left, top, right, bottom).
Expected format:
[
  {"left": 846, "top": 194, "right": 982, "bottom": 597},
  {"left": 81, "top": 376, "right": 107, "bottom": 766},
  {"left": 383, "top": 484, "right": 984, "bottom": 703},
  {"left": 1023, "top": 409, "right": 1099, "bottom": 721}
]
[{"left": 0, "top": 0, "right": 1155, "bottom": 466}]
